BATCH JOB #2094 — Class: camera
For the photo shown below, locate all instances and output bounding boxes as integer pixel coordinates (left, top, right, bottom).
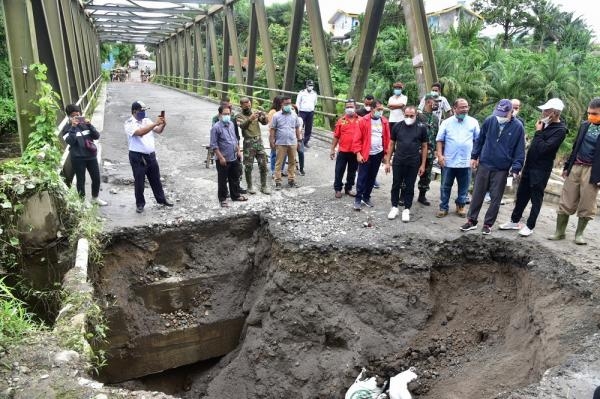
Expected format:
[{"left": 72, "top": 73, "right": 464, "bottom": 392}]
[{"left": 75, "top": 116, "right": 86, "bottom": 124}]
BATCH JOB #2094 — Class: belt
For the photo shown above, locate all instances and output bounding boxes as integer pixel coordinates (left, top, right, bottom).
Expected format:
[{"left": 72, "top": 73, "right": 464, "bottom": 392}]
[{"left": 130, "top": 150, "right": 155, "bottom": 156}]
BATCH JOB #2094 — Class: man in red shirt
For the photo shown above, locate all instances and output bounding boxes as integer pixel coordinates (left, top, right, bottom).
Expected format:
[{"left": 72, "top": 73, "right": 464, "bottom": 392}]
[
  {"left": 352, "top": 100, "right": 390, "bottom": 210},
  {"left": 330, "top": 99, "right": 360, "bottom": 198}
]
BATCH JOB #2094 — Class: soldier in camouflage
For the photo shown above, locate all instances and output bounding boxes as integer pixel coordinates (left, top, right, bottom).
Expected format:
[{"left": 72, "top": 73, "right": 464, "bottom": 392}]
[
  {"left": 416, "top": 92, "right": 441, "bottom": 206},
  {"left": 236, "top": 97, "right": 270, "bottom": 194}
]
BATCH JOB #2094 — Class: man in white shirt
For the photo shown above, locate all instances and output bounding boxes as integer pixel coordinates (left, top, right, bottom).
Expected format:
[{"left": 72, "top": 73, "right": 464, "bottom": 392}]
[
  {"left": 387, "top": 81, "right": 408, "bottom": 131},
  {"left": 124, "top": 100, "right": 172, "bottom": 213},
  {"left": 295, "top": 79, "right": 318, "bottom": 148}
]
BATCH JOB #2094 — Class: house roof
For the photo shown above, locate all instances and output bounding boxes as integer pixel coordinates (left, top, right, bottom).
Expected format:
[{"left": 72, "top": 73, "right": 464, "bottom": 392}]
[
  {"left": 327, "top": 9, "right": 361, "bottom": 25},
  {"left": 426, "top": 4, "right": 483, "bottom": 21}
]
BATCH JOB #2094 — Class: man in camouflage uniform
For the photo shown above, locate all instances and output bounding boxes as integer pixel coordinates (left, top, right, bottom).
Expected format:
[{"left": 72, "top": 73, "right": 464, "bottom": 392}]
[
  {"left": 236, "top": 97, "right": 270, "bottom": 194},
  {"left": 416, "top": 92, "right": 441, "bottom": 206}
]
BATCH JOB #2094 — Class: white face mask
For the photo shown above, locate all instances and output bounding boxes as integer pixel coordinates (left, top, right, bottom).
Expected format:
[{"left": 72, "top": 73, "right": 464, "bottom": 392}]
[
  {"left": 512, "top": 109, "right": 519, "bottom": 116},
  {"left": 404, "top": 117, "right": 416, "bottom": 126},
  {"left": 496, "top": 116, "right": 510, "bottom": 124},
  {"left": 541, "top": 116, "right": 551, "bottom": 125}
]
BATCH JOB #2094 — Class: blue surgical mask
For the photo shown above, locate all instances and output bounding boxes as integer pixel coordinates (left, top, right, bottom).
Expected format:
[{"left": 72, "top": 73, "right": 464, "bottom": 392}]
[
  {"left": 283, "top": 104, "right": 292, "bottom": 113},
  {"left": 222, "top": 115, "right": 231, "bottom": 124},
  {"left": 373, "top": 111, "right": 383, "bottom": 119},
  {"left": 394, "top": 89, "right": 402, "bottom": 96},
  {"left": 456, "top": 113, "right": 467, "bottom": 121},
  {"left": 135, "top": 111, "right": 146, "bottom": 121}
]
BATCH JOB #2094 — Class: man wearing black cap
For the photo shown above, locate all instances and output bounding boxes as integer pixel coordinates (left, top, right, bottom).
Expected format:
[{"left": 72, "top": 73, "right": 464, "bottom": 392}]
[
  {"left": 124, "top": 100, "right": 173, "bottom": 213},
  {"left": 296, "top": 79, "right": 318, "bottom": 148},
  {"left": 460, "top": 99, "right": 525, "bottom": 235}
]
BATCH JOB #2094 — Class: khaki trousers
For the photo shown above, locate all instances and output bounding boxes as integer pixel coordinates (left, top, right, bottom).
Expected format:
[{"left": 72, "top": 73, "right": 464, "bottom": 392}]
[
  {"left": 559, "top": 164, "right": 600, "bottom": 219},
  {"left": 274, "top": 144, "right": 296, "bottom": 183}
]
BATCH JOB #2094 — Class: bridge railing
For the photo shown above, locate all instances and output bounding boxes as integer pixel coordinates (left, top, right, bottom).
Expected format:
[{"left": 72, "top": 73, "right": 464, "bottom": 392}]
[{"left": 153, "top": 74, "right": 355, "bottom": 130}]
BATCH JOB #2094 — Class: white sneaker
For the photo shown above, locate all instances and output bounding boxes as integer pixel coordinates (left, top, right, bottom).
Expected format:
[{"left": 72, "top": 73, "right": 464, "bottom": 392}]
[
  {"left": 519, "top": 226, "right": 533, "bottom": 236},
  {"left": 388, "top": 207, "right": 399, "bottom": 220},
  {"left": 92, "top": 197, "right": 108, "bottom": 206},
  {"left": 499, "top": 221, "right": 521, "bottom": 230},
  {"left": 402, "top": 208, "right": 410, "bottom": 222}
]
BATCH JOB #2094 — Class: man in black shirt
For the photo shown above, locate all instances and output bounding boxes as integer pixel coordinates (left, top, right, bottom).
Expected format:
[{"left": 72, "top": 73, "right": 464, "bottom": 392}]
[{"left": 384, "top": 106, "right": 428, "bottom": 222}]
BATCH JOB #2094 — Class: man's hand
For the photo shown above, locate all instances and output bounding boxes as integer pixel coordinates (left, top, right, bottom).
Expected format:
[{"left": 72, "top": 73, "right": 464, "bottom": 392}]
[
  {"left": 535, "top": 120, "right": 544, "bottom": 131},
  {"left": 237, "top": 150, "right": 243, "bottom": 160},
  {"left": 562, "top": 170, "right": 568, "bottom": 179},
  {"left": 357, "top": 153, "right": 365, "bottom": 164},
  {"left": 218, "top": 156, "right": 227, "bottom": 166},
  {"left": 330, "top": 149, "right": 336, "bottom": 160},
  {"left": 470, "top": 159, "right": 479, "bottom": 169},
  {"left": 384, "top": 163, "right": 391, "bottom": 174},
  {"left": 437, "top": 154, "right": 445, "bottom": 168},
  {"left": 418, "top": 165, "right": 425, "bottom": 176},
  {"left": 156, "top": 116, "right": 166, "bottom": 126}
]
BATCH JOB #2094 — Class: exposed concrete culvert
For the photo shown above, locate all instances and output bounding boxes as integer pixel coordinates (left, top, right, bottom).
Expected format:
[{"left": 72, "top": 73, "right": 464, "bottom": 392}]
[{"left": 92, "top": 216, "right": 600, "bottom": 398}]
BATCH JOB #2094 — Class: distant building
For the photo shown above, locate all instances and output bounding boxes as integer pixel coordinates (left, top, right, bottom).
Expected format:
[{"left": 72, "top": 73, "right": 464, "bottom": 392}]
[
  {"left": 426, "top": 3, "right": 483, "bottom": 33},
  {"left": 328, "top": 9, "right": 360, "bottom": 41}
]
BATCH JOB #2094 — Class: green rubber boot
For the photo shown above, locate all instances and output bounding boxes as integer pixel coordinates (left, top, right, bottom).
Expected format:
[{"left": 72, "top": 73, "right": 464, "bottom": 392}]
[
  {"left": 574, "top": 217, "right": 589, "bottom": 245},
  {"left": 548, "top": 213, "right": 569, "bottom": 241},
  {"left": 245, "top": 170, "right": 256, "bottom": 194},
  {"left": 260, "top": 172, "right": 271, "bottom": 195}
]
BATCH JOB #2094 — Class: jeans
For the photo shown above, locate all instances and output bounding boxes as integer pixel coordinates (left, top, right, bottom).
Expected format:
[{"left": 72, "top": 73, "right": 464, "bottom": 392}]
[
  {"left": 333, "top": 151, "right": 358, "bottom": 192},
  {"left": 439, "top": 167, "right": 470, "bottom": 211},
  {"left": 128, "top": 151, "right": 167, "bottom": 207},
  {"left": 72, "top": 157, "right": 101, "bottom": 198},
  {"left": 216, "top": 159, "right": 241, "bottom": 202},
  {"left": 511, "top": 168, "right": 550, "bottom": 229},
  {"left": 391, "top": 162, "right": 419, "bottom": 208},
  {"left": 355, "top": 151, "right": 383, "bottom": 203},
  {"left": 467, "top": 164, "right": 508, "bottom": 227}
]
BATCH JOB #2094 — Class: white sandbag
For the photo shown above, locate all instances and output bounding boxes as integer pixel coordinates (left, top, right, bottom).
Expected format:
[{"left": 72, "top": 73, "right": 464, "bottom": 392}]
[
  {"left": 388, "top": 368, "right": 418, "bottom": 399},
  {"left": 345, "top": 368, "right": 383, "bottom": 399}
]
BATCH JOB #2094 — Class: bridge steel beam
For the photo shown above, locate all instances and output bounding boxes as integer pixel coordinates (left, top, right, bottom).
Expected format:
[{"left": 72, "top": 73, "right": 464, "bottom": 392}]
[
  {"left": 304, "top": 0, "right": 335, "bottom": 129},
  {"left": 253, "top": 0, "right": 277, "bottom": 99},
  {"left": 282, "top": 0, "right": 305, "bottom": 93},
  {"left": 176, "top": 29, "right": 185, "bottom": 89},
  {"left": 207, "top": 16, "right": 222, "bottom": 95},
  {"left": 170, "top": 35, "right": 178, "bottom": 85},
  {"left": 245, "top": 4, "right": 258, "bottom": 98},
  {"left": 348, "top": 0, "right": 385, "bottom": 102},
  {"left": 193, "top": 23, "right": 208, "bottom": 95},
  {"left": 185, "top": 27, "right": 194, "bottom": 90},
  {"left": 60, "top": 0, "right": 84, "bottom": 103},
  {"left": 221, "top": 14, "right": 230, "bottom": 99},
  {"left": 224, "top": 4, "right": 244, "bottom": 95}
]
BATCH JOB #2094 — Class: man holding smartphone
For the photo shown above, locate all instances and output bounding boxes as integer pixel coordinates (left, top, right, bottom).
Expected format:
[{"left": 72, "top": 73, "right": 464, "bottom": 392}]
[{"left": 124, "top": 100, "right": 173, "bottom": 213}]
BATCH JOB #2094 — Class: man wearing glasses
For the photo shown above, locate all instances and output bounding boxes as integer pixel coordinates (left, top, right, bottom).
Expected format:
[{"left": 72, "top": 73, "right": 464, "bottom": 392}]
[
  {"left": 549, "top": 97, "right": 600, "bottom": 244},
  {"left": 384, "top": 106, "right": 428, "bottom": 222}
]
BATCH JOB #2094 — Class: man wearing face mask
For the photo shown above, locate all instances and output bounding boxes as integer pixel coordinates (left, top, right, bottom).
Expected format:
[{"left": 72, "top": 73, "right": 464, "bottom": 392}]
[
  {"left": 499, "top": 98, "right": 566, "bottom": 237},
  {"left": 384, "top": 106, "right": 428, "bottom": 222},
  {"left": 387, "top": 82, "right": 408, "bottom": 131},
  {"left": 416, "top": 93, "right": 441, "bottom": 206},
  {"left": 331, "top": 99, "right": 360, "bottom": 198},
  {"left": 296, "top": 79, "right": 318, "bottom": 148},
  {"left": 235, "top": 97, "right": 270, "bottom": 195},
  {"left": 418, "top": 82, "right": 452, "bottom": 123},
  {"left": 356, "top": 94, "right": 375, "bottom": 117},
  {"left": 436, "top": 98, "right": 480, "bottom": 218},
  {"left": 124, "top": 100, "right": 172, "bottom": 213},
  {"left": 270, "top": 96, "right": 301, "bottom": 190},
  {"left": 352, "top": 100, "right": 390, "bottom": 210},
  {"left": 549, "top": 97, "right": 600, "bottom": 244},
  {"left": 459, "top": 99, "right": 525, "bottom": 235}
]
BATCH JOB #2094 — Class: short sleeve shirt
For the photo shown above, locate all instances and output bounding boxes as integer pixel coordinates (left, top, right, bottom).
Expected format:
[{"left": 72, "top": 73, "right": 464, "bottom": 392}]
[
  {"left": 125, "top": 116, "right": 156, "bottom": 153},
  {"left": 391, "top": 122, "right": 428, "bottom": 166},
  {"left": 388, "top": 95, "right": 408, "bottom": 122},
  {"left": 271, "top": 111, "right": 300, "bottom": 145},
  {"left": 436, "top": 115, "right": 480, "bottom": 168},
  {"left": 370, "top": 118, "right": 383, "bottom": 155}
]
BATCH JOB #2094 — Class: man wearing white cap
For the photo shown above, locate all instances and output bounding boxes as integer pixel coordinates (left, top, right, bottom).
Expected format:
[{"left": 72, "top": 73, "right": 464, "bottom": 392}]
[
  {"left": 549, "top": 97, "right": 600, "bottom": 244},
  {"left": 500, "top": 98, "right": 567, "bottom": 236}
]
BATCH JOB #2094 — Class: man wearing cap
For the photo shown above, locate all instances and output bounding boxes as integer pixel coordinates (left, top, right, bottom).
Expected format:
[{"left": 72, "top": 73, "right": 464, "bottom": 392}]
[
  {"left": 387, "top": 82, "right": 408, "bottom": 131},
  {"left": 460, "top": 99, "right": 525, "bottom": 235},
  {"left": 436, "top": 98, "right": 480, "bottom": 218},
  {"left": 296, "top": 79, "right": 318, "bottom": 148},
  {"left": 499, "top": 98, "right": 566, "bottom": 237},
  {"left": 331, "top": 99, "right": 360, "bottom": 198},
  {"left": 416, "top": 93, "right": 440, "bottom": 206},
  {"left": 124, "top": 100, "right": 172, "bottom": 213},
  {"left": 549, "top": 97, "right": 600, "bottom": 244}
]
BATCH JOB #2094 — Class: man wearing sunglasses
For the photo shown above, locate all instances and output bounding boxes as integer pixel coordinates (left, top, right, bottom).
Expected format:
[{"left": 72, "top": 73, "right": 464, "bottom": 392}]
[{"left": 549, "top": 97, "right": 600, "bottom": 244}]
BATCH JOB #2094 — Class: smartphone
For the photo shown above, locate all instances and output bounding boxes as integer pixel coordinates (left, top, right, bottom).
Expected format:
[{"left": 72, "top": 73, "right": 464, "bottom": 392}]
[
  {"left": 76, "top": 116, "right": 86, "bottom": 124},
  {"left": 160, "top": 110, "right": 165, "bottom": 118}
]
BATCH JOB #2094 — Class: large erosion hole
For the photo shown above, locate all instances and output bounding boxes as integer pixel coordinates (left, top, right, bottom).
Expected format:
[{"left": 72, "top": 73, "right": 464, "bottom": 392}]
[{"left": 92, "top": 215, "right": 599, "bottom": 398}]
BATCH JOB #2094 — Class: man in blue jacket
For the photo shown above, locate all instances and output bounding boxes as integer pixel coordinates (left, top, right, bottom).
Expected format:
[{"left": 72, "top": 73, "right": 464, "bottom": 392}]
[{"left": 460, "top": 99, "right": 525, "bottom": 235}]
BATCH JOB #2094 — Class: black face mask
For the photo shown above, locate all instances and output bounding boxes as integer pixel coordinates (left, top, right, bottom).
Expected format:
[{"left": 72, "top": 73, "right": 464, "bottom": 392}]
[{"left": 243, "top": 108, "right": 252, "bottom": 115}]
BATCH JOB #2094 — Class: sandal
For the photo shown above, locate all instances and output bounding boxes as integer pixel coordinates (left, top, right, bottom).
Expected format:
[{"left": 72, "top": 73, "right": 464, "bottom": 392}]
[
  {"left": 232, "top": 195, "right": 248, "bottom": 202},
  {"left": 220, "top": 201, "right": 229, "bottom": 208}
]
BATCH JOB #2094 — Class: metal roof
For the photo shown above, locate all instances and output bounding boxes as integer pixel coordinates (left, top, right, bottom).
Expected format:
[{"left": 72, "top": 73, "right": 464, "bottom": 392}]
[{"left": 83, "top": 1, "right": 223, "bottom": 44}]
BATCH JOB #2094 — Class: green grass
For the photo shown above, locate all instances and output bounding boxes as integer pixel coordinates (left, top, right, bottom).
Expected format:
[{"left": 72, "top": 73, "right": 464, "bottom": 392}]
[{"left": 0, "top": 277, "right": 40, "bottom": 348}]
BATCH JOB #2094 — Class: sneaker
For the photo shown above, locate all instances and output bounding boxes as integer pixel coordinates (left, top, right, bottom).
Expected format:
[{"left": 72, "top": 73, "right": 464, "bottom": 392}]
[
  {"left": 299, "top": 170, "right": 305, "bottom": 176},
  {"left": 288, "top": 181, "right": 300, "bottom": 188},
  {"left": 402, "top": 208, "right": 410, "bottom": 222},
  {"left": 353, "top": 199, "right": 362, "bottom": 211},
  {"left": 304, "top": 142, "right": 311, "bottom": 148},
  {"left": 460, "top": 220, "right": 478, "bottom": 231},
  {"left": 373, "top": 181, "right": 380, "bottom": 189},
  {"left": 519, "top": 226, "right": 533, "bottom": 237},
  {"left": 388, "top": 207, "right": 399, "bottom": 220},
  {"left": 160, "top": 200, "right": 174, "bottom": 207},
  {"left": 482, "top": 225, "right": 492, "bottom": 235},
  {"left": 136, "top": 206, "right": 144, "bottom": 213},
  {"left": 335, "top": 191, "right": 343, "bottom": 199},
  {"left": 239, "top": 187, "right": 248, "bottom": 194},
  {"left": 345, "top": 189, "right": 356, "bottom": 197},
  {"left": 361, "top": 199, "right": 374, "bottom": 208},
  {"left": 92, "top": 197, "right": 108, "bottom": 206},
  {"left": 484, "top": 193, "right": 491, "bottom": 203},
  {"left": 499, "top": 221, "right": 521, "bottom": 230},
  {"left": 275, "top": 183, "right": 282, "bottom": 191},
  {"left": 456, "top": 205, "right": 467, "bottom": 217},
  {"left": 436, "top": 210, "right": 448, "bottom": 218}
]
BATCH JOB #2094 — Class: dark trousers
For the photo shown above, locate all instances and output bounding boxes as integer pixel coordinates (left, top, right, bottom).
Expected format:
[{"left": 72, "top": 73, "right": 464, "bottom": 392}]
[
  {"left": 334, "top": 151, "right": 358, "bottom": 192},
  {"left": 467, "top": 164, "right": 508, "bottom": 227},
  {"left": 72, "top": 157, "right": 100, "bottom": 198},
  {"left": 391, "top": 163, "right": 419, "bottom": 208},
  {"left": 510, "top": 168, "right": 550, "bottom": 230},
  {"left": 355, "top": 151, "right": 383, "bottom": 202},
  {"left": 129, "top": 151, "right": 167, "bottom": 207},
  {"left": 299, "top": 111, "right": 314, "bottom": 145},
  {"left": 418, "top": 156, "right": 433, "bottom": 192},
  {"left": 216, "top": 159, "right": 241, "bottom": 202}
]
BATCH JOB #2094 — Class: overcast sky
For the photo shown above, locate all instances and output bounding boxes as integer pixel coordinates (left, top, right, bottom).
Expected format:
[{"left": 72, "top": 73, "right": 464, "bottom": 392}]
[{"left": 264, "top": 0, "right": 598, "bottom": 40}]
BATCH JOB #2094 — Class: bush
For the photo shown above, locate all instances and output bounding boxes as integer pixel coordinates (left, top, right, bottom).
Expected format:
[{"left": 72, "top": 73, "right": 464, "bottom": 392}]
[{"left": 0, "top": 97, "right": 16, "bottom": 134}]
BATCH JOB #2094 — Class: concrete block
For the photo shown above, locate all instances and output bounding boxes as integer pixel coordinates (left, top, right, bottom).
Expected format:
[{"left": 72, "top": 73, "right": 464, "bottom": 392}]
[{"left": 18, "top": 191, "right": 60, "bottom": 246}]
